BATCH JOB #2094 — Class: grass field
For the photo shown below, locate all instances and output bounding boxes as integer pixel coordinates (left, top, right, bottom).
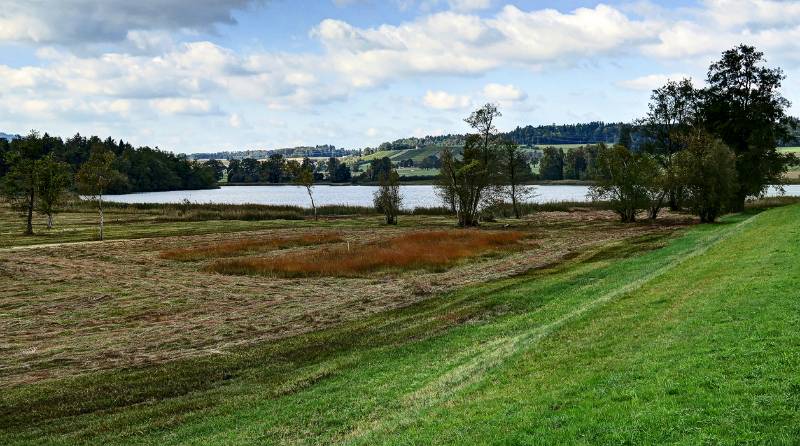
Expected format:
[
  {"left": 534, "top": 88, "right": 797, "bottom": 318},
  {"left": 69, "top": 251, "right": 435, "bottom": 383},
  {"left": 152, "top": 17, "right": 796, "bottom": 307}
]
[
  {"left": 1, "top": 202, "right": 798, "bottom": 444},
  {"left": 395, "top": 167, "right": 439, "bottom": 177}
]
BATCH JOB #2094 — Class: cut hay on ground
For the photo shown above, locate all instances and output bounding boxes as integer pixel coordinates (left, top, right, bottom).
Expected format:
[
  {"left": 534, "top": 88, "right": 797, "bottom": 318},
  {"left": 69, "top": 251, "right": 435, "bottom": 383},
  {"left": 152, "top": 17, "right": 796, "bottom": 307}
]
[{"left": 160, "top": 233, "right": 344, "bottom": 261}]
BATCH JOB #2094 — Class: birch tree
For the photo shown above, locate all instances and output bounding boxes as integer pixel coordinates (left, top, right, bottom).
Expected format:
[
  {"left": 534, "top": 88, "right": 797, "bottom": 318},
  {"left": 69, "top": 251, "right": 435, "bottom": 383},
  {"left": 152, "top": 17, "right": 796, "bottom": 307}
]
[{"left": 76, "top": 146, "right": 117, "bottom": 240}]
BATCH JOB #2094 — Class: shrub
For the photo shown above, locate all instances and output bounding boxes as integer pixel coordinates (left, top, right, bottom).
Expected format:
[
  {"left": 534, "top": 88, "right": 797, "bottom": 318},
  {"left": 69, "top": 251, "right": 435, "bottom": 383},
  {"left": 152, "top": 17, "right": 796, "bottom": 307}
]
[
  {"left": 590, "top": 145, "right": 660, "bottom": 222},
  {"left": 674, "top": 132, "right": 738, "bottom": 222}
]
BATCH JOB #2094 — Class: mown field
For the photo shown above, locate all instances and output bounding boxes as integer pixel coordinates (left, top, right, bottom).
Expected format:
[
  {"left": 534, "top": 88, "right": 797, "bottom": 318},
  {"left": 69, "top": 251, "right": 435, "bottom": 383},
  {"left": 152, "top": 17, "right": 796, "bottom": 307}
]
[{"left": 1, "top": 200, "right": 799, "bottom": 444}]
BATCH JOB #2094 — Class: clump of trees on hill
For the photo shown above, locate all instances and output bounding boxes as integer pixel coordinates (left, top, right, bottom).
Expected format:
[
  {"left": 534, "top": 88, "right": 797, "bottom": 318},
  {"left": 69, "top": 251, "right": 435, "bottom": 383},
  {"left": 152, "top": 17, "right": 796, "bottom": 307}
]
[
  {"left": 591, "top": 44, "right": 793, "bottom": 223},
  {"left": 225, "top": 155, "right": 351, "bottom": 184},
  {"left": 505, "top": 122, "right": 623, "bottom": 146},
  {"left": 0, "top": 131, "right": 216, "bottom": 236}
]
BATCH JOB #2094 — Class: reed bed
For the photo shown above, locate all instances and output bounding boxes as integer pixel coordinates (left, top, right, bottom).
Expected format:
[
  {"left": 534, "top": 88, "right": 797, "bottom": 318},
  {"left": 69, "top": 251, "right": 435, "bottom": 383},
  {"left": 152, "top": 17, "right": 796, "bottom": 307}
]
[
  {"left": 160, "top": 233, "right": 344, "bottom": 261},
  {"left": 205, "top": 230, "right": 527, "bottom": 277}
]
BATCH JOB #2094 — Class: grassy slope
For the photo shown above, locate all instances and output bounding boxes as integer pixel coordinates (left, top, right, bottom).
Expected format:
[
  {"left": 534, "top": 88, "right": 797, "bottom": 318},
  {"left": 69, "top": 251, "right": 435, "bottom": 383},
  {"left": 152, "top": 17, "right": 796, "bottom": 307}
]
[{"left": 2, "top": 206, "right": 799, "bottom": 444}]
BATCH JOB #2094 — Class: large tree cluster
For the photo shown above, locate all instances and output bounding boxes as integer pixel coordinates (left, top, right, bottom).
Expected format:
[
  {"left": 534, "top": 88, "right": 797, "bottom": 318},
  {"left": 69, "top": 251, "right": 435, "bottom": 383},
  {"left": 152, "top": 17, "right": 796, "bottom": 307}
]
[
  {"left": 593, "top": 45, "right": 793, "bottom": 223},
  {"left": 0, "top": 131, "right": 216, "bottom": 236}
]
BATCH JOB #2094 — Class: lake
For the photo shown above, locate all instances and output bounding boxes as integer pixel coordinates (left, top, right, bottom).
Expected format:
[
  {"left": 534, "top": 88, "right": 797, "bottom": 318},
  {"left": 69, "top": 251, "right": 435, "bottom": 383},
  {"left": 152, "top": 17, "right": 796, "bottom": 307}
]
[{"left": 103, "top": 184, "right": 800, "bottom": 209}]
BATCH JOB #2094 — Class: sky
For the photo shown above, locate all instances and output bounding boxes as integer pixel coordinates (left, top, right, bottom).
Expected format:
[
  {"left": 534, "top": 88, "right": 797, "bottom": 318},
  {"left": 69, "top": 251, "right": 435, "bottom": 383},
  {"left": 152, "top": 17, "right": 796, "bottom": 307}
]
[{"left": 1, "top": 0, "right": 799, "bottom": 154}]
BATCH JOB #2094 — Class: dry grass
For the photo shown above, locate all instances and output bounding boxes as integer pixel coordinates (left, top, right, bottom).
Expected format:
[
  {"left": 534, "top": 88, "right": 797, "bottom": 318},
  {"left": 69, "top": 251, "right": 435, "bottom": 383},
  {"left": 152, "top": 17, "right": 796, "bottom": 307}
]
[
  {"left": 0, "top": 210, "right": 692, "bottom": 386},
  {"left": 205, "top": 230, "right": 527, "bottom": 277},
  {"left": 159, "top": 233, "right": 344, "bottom": 261}
]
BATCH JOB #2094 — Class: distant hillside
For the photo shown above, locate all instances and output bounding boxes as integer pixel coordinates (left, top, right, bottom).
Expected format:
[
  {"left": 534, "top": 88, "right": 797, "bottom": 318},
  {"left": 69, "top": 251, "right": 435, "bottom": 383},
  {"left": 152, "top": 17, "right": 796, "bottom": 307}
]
[
  {"left": 373, "top": 122, "right": 623, "bottom": 154},
  {"left": 505, "top": 122, "right": 623, "bottom": 146},
  {"left": 0, "top": 132, "right": 19, "bottom": 141},
  {"left": 190, "top": 122, "right": 627, "bottom": 161},
  {"left": 191, "top": 145, "right": 358, "bottom": 160}
]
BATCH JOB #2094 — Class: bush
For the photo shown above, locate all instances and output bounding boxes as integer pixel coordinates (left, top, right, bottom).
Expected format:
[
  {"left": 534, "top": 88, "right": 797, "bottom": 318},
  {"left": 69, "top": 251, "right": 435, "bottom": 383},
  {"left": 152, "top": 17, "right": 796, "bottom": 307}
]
[
  {"left": 674, "top": 132, "right": 738, "bottom": 222},
  {"left": 589, "top": 145, "right": 660, "bottom": 222}
]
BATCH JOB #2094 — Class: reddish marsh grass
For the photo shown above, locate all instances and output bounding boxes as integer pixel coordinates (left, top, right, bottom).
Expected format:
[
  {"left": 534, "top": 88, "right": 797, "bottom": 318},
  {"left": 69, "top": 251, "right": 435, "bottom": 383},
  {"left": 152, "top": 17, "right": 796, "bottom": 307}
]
[
  {"left": 205, "top": 230, "right": 527, "bottom": 277},
  {"left": 160, "top": 233, "right": 344, "bottom": 261}
]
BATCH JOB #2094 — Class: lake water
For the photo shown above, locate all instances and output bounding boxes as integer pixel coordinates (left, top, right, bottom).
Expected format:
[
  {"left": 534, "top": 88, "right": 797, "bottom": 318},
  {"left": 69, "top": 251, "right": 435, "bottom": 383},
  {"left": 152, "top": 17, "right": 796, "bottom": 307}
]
[{"left": 103, "top": 184, "right": 800, "bottom": 209}]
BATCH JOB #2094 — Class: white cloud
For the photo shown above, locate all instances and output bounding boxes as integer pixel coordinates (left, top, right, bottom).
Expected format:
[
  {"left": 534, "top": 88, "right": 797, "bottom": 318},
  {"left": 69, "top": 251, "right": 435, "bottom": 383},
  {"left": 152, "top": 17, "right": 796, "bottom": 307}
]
[
  {"left": 2, "top": 0, "right": 800, "bottom": 150},
  {"left": 229, "top": 113, "right": 244, "bottom": 128},
  {"left": 313, "top": 5, "right": 659, "bottom": 87},
  {"left": 482, "top": 83, "right": 527, "bottom": 105},
  {"left": 151, "top": 98, "right": 216, "bottom": 115},
  {"left": 0, "top": 0, "right": 259, "bottom": 45},
  {"left": 642, "top": 0, "right": 800, "bottom": 62},
  {"left": 617, "top": 73, "right": 693, "bottom": 91},
  {"left": 423, "top": 90, "right": 471, "bottom": 110},
  {"left": 447, "top": 0, "right": 493, "bottom": 12},
  {"left": 703, "top": 0, "right": 800, "bottom": 28}
]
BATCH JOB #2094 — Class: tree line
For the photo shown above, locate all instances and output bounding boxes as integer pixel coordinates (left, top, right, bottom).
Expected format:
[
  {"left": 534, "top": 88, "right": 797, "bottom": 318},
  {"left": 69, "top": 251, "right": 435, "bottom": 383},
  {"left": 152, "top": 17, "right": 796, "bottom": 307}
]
[
  {"left": 505, "top": 122, "right": 623, "bottom": 146},
  {"left": 222, "top": 154, "right": 353, "bottom": 184},
  {"left": 1, "top": 131, "right": 217, "bottom": 237}
]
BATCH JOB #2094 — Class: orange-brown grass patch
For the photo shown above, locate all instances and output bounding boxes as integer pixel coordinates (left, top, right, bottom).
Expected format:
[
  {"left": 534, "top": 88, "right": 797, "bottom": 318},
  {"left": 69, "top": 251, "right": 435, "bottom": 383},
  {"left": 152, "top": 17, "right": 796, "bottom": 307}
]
[
  {"left": 205, "top": 230, "right": 527, "bottom": 277},
  {"left": 159, "top": 233, "right": 344, "bottom": 261}
]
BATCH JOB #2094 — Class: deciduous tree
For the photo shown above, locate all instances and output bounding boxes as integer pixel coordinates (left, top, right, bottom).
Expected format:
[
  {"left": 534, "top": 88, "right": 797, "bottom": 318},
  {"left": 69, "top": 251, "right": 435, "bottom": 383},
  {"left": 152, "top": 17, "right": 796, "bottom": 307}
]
[
  {"left": 35, "top": 153, "right": 71, "bottom": 229},
  {"left": 292, "top": 161, "right": 317, "bottom": 220},
  {"left": 674, "top": 131, "right": 738, "bottom": 223},
  {"left": 204, "top": 159, "right": 226, "bottom": 182},
  {"left": 590, "top": 145, "right": 654, "bottom": 222},
  {"left": 374, "top": 168, "right": 402, "bottom": 225},
  {"left": 499, "top": 140, "right": 534, "bottom": 218},
  {"left": 436, "top": 104, "right": 502, "bottom": 226},
  {"left": 76, "top": 146, "right": 119, "bottom": 240},
  {"left": 638, "top": 78, "right": 700, "bottom": 209},
  {"left": 1, "top": 131, "right": 46, "bottom": 235},
  {"left": 703, "top": 45, "right": 791, "bottom": 210}
]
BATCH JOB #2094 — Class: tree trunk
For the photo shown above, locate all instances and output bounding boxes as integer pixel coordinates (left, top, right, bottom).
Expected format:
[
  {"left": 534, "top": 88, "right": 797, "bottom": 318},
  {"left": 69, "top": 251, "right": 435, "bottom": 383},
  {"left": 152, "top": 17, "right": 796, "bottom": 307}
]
[
  {"left": 47, "top": 213, "right": 53, "bottom": 229},
  {"left": 307, "top": 188, "right": 317, "bottom": 220},
  {"left": 511, "top": 184, "right": 520, "bottom": 219},
  {"left": 730, "top": 192, "right": 746, "bottom": 213},
  {"left": 99, "top": 194, "right": 105, "bottom": 241},
  {"left": 668, "top": 189, "right": 679, "bottom": 211},
  {"left": 25, "top": 188, "right": 34, "bottom": 235}
]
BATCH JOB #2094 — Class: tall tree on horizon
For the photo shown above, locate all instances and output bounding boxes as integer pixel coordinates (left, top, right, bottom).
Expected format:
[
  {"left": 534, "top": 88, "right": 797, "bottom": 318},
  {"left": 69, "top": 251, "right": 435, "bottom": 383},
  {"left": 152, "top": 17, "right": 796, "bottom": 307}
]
[
  {"left": 638, "top": 78, "right": 700, "bottom": 209},
  {"left": 1, "top": 131, "right": 47, "bottom": 235},
  {"left": 702, "top": 44, "right": 791, "bottom": 210},
  {"left": 436, "top": 103, "right": 503, "bottom": 226},
  {"left": 499, "top": 139, "right": 534, "bottom": 219}
]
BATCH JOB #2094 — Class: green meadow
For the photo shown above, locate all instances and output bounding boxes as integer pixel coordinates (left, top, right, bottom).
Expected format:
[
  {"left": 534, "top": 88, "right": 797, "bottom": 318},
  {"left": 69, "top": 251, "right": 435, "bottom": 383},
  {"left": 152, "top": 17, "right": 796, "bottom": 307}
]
[{"left": 2, "top": 203, "right": 799, "bottom": 444}]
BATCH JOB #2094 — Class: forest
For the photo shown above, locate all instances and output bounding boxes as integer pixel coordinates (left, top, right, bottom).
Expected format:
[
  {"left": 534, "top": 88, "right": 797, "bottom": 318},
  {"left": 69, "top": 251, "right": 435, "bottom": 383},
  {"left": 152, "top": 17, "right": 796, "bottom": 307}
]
[{"left": 0, "top": 133, "right": 216, "bottom": 194}]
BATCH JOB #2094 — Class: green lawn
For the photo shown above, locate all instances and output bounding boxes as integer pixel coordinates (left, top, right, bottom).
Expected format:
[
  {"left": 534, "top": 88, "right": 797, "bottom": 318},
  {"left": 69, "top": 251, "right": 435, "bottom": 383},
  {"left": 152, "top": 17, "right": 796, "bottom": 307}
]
[
  {"left": 778, "top": 146, "right": 800, "bottom": 153},
  {"left": 396, "top": 167, "right": 439, "bottom": 177},
  {"left": 2, "top": 205, "right": 799, "bottom": 444}
]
